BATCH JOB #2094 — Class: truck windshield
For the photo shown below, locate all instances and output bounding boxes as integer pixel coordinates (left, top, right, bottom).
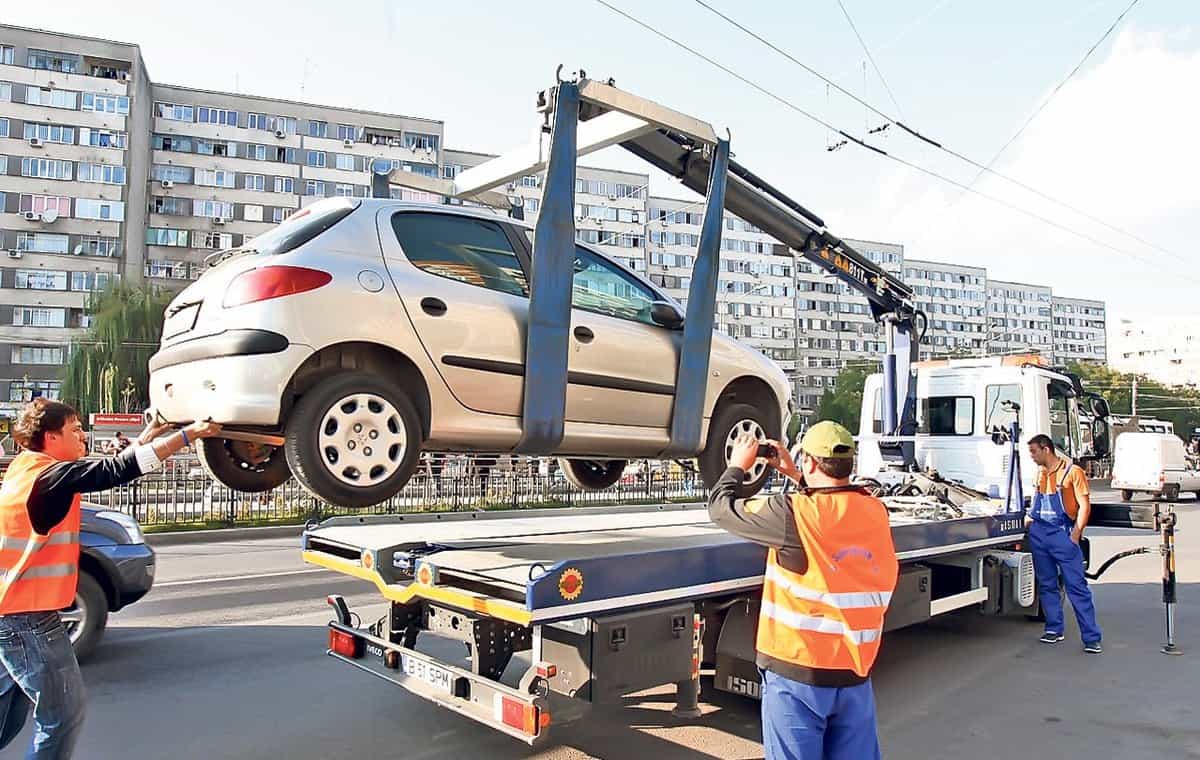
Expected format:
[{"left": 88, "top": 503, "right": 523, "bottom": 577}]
[{"left": 1047, "top": 382, "right": 1081, "bottom": 458}]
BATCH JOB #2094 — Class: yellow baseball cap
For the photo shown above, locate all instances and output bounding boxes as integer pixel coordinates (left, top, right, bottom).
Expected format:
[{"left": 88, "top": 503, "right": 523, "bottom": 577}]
[{"left": 800, "top": 421, "right": 856, "bottom": 459}]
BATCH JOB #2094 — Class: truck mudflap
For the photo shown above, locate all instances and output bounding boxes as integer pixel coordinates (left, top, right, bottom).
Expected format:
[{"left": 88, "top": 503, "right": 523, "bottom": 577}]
[{"left": 325, "top": 622, "right": 552, "bottom": 746}]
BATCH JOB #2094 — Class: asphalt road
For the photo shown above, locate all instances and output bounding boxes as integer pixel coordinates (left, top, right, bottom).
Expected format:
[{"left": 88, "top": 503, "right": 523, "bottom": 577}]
[{"left": 6, "top": 487, "right": 1199, "bottom": 759}]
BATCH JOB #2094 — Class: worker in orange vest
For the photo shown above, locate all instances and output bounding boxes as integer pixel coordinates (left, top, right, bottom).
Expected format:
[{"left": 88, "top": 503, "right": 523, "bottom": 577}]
[
  {"left": 0, "top": 399, "right": 219, "bottom": 758},
  {"left": 710, "top": 421, "right": 898, "bottom": 760}
]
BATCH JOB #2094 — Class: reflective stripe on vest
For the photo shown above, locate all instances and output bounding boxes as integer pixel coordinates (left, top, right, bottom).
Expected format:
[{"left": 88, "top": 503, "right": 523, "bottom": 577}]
[
  {"left": 764, "top": 564, "right": 893, "bottom": 610},
  {"left": 760, "top": 600, "right": 883, "bottom": 645},
  {"left": 0, "top": 531, "right": 79, "bottom": 553},
  {"left": 2, "top": 563, "right": 77, "bottom": 581}
]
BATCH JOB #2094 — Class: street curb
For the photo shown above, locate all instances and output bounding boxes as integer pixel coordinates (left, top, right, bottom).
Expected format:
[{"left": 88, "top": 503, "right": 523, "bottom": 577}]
[{"left": 146, "top": 524, "right": 305, "bottom": 547}]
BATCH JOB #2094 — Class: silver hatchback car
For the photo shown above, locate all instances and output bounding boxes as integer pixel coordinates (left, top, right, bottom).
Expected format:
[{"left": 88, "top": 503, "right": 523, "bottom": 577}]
[{"left": 148, "top": 198, "right": 791, "bottom": 507}]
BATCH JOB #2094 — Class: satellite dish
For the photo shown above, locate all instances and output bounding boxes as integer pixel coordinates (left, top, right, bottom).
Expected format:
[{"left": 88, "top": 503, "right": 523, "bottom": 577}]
[
  {"left": 73, "top": 245, "right": 83, "bottom": 255},
  {"left": 40, "top": 209, "right": 59, "bottom": 224},
  {"left": 371, "top": 158, "right": 391, "bottom": 176}
]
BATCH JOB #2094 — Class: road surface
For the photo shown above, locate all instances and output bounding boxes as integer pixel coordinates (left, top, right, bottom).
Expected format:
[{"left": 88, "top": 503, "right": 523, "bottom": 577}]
[{"left": 7, "top": 488, "right": 1199, "bottom": 759}]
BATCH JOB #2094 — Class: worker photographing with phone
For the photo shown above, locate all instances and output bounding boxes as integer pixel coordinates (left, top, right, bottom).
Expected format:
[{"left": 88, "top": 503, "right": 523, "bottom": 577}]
[{"left": 709, "top": 421, "right": 898, "bottom": 760}]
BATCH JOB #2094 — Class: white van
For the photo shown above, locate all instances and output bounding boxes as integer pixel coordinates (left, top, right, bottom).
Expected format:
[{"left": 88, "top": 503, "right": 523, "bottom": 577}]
[{"left": 1111, "top": 432, "right": 1200, "bottom": 502}]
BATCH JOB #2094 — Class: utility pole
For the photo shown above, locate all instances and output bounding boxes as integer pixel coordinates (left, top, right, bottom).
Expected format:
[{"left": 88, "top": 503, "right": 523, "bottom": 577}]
[{"left": 1133, "top": 377, "right": 1139, "bottom": 417}]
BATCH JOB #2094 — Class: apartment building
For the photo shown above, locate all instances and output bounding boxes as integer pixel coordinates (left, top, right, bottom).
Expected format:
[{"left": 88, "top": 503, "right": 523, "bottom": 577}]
[
  {"left": 986, "top": 279, "right": 1053, "bottom": 357},
  {"left": 904, "top": 259, "right": 987, "bottom": 360},
  {"left": 0, "top": 27, "right": 151, "bottom": 413},
  {"left": 1111, "top": 318, "right": 1196, "bottom": 386},
  {"left": 1052, "top": 296, "right": 1107, "bottom": 364}
]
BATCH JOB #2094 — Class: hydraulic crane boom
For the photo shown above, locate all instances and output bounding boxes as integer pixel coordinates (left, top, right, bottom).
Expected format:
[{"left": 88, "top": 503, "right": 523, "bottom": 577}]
[{"left": 377, "top": 71, "right": 924, "bottom": 465}]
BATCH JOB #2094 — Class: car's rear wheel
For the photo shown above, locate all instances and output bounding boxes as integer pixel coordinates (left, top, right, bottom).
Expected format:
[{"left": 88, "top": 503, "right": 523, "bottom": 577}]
[
  {"left": 285, "top": 374, "right": 422, "bottom": 509},
  {"left": 699, "top": 402, "right": 773, "bottom": 497},
  {"left": 62, "top": 572, "right": 108, "bottom": 662},
  {"left": 197, "top": 438, "right": 291, "bottom": 493},
  {"left": 559, "top": 459, "right": 626, "bottom": 491}
]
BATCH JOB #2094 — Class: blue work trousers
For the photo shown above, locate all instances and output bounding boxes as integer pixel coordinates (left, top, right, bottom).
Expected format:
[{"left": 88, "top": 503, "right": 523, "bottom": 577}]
[
  {"left": 761, "top": 669, "right": 881, "bottom": 760},
  {"left": 1028, "top": 519, "right": 1102, "bottom": 644}
]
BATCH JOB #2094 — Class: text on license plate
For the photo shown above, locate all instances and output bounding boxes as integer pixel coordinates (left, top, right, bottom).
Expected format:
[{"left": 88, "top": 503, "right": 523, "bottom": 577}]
[{"left": 400, "top": 654, "right": 454, "bottom": 693}]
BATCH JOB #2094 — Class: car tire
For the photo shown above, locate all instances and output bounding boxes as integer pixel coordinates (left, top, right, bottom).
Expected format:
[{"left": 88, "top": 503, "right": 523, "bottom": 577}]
[
  {"left": 285, "top": 373, "right": 422, "bottom": 509},
  {"left": 559, "top": 459, "right": 626, "bottom": 491},
  {"left": 197, "top": 438, "right": 291, "bottom": 493},
  {"left": 1120, "top": 489, "right": 1134, "bottom": 502},
  {"left": 699, "top": 401, "right": 774, "bottom": 498},
  {"left": 63, "top": 572, "right": 108, "bottom": 662},
  {"left": 1164, "top": 484, "right": 1180, "bottom": 503}
]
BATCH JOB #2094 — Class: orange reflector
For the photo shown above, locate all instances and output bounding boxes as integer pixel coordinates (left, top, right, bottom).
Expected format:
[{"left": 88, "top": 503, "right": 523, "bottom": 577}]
[
  {"left": 535, "top": 662, "right": 557, "bottom": 679},
  {"left": 384, "top": 649, "right": 400, "bottom": 670},
  {"left": 495, "top": 694, "right": 542, "bottom": 736},
  {"left": 329, "top": 629, "right": 362, "bottom": 659}
]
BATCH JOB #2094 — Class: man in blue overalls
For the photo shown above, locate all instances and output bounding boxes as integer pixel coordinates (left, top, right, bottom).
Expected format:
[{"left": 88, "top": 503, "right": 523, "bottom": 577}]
[{"left": 1026, "top": 434, "right": 1103, "bottom": 654}]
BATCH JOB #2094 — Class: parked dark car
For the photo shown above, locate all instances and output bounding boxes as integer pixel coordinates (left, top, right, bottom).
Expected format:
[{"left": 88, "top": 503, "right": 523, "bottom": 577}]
[{"left": 67, "top": 505, "right": 156, "bottom": 660}]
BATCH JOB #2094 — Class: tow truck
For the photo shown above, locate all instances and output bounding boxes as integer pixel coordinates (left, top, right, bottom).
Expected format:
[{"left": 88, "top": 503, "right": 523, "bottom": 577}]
[{"left": 299, "top": 72, "right": 1119, "bottom": 744}]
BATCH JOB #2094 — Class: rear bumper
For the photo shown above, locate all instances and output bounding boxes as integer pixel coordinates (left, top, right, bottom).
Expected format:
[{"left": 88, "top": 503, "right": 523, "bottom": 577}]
[
  {"left": 149, "top": 342, "right": 312, "bottom": 426},
  {"left": 149, "top": 329, "right": 289, "bottom": 373}
]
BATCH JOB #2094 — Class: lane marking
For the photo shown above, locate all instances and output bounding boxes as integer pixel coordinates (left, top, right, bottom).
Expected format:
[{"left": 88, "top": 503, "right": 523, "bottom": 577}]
[{"left": 154, "top": 568, "right": 328, "bottom": 588}]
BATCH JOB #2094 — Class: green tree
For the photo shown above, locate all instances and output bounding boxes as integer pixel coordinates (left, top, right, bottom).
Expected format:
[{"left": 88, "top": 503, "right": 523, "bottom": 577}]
[
  {"left": 1068, "top": 361, "right": 1200, "bottom": 438},
  {"left": 61, "top": 283, "right": 172, "bottom": 416},
  {"left": 814, "top": 363, "right": 874, "bottom": 432}
]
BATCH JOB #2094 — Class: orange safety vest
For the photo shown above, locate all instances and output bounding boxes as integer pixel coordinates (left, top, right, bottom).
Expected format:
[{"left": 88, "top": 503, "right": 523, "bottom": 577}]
[
  {"left": 756, "top": 487, "right": 899, "bottom": 680},
  {"left": 0, "top": 450, "right": 81, "bottom": 614}
]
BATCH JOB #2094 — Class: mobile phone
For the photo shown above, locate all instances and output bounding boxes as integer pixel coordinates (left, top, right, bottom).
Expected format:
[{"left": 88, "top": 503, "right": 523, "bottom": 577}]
[{"left": 756, "top": 443, "right": 776, "bottom": 458}]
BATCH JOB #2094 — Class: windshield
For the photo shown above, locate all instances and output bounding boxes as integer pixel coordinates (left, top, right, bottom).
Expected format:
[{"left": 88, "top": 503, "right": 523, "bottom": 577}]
[{"left": 245, "top": 198, "right": 359, "bottom": 257}]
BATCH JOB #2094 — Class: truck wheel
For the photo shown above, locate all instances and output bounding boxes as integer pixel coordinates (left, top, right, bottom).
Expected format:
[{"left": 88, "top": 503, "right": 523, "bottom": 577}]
[
  {"left": 197, "top": 438, "right": 291, "bottom": 493},
  {"left": 699, "top": 402, "right": 773, "bottom": 497},
  {"left": 559, "top": 459, "right": 625, "bottom": 491},
  {"left": 285, "top": 373, "right": 422, "bottom": 509},
  {"left": 1164, "top": 484, "right": 1180, "bottom": 503},
  {"left": 1120, "top": 489, "right": 1134, "bottom": 502},
  {"left": 62, "top": 572, "right": 108, "bottom": 662}
]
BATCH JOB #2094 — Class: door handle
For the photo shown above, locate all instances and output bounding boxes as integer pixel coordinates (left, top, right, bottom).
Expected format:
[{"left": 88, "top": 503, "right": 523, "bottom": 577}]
[
  {"left": 420, "top": 297, "right": 447, "bottom": 316},
  {"left": 573, "top": 326, "right": 595, "bottom": 343}
]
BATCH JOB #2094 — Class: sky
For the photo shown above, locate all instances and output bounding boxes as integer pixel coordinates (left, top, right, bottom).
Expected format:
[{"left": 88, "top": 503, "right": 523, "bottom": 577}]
[{"left": 6, "top": 0, "right": 1196, "bottom": 324}]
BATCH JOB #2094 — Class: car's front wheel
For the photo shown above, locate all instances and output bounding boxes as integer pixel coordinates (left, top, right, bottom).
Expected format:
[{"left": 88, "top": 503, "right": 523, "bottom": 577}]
[
  {"left": 63, "top": 572, "right": 108, "bottom": 662},
  {"left": 285, "top": 374, "right": 423, "bottom": 509},
  {"left": 559, "top": 459, "right": 626, "bottom": 490},
  {"left": 698, "top": 401, "right": 774, "bottom": 497},
  {"left": 197, "top": 438, "right": 291, "bottom": 493}
]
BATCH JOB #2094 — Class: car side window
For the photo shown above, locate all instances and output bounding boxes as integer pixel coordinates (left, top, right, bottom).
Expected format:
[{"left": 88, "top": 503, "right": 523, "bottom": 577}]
[
  {"left": 570, "top": 246, "right": 658, "bottom": 325},
  {"left": 391, "top": 212, "right": 528, "bottom": 297}
]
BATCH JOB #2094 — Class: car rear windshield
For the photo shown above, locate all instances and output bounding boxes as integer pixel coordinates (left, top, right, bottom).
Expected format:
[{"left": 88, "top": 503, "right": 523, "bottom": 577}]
[{"left": 250, "top": 199, "right": 359, "bottom": 256}]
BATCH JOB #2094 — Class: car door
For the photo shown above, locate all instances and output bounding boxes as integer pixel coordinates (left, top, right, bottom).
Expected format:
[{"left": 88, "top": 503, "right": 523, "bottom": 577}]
[
  {"left": 563, "top": 245, "right": 679, "bottom": 428},
  {"left": 381, "top": 209, "right": 530, "bottom": 418}
]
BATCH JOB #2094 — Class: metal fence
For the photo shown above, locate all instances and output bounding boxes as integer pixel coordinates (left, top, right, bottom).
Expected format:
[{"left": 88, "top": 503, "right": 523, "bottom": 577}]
[{"left": 74, "top": 456, "right": 710, "bottom": 527}]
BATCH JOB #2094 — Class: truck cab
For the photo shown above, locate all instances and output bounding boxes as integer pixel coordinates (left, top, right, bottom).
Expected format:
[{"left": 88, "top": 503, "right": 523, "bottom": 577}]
[{"left": 857, "top": 356, "right": 1101, "bottom": 494}]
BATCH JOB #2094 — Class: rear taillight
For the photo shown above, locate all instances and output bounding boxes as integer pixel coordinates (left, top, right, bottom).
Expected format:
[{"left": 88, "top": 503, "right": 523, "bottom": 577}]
[
  {"left": 329, "top": 629, "right": 362, "bottom": 659},
  {"left": 494, "top": 694, "right": 548, "bottom": 736},
  {"left": 224, "top": 266, "right": 332, "bottom": 307}
]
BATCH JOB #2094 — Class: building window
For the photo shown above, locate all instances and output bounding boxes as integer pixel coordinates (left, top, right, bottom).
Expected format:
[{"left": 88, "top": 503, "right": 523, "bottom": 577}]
[
  {"left": 308, "top": 120, "right": 328, "bottom": 138},
  {"left": 27, "top": 50, "right": 77, "bottom": 73},
  {"left": 13, "top": 307, "right": 66, "bottom": 327},
  {"left": 18, "top": 195, "right": 71, "bottom": 217},
  {"left": 195, "top": 139, "right": 233, "bottom": 157},
  {"left": 9, "top": 380, "right": 61, "bottom": 402},
  {"left": 15, "top": 270, "right": 68, "bottom": 290},
  {"left": 273, "top": 177, "right": 295, "bottom": 194},
  {"left": 16, "top": 233, "right": 69, "bottom": 254},
  {"left": 192, "top": 200, "right": 234, "bottom": 219},
  {"left": 74, "top": 198, "right": 125, "bottom": 221},
  {"left": 153, "top": 134, "right": 192, "bottom": 153},
  {"left": 403, "top": 133, "right": 439, "bottom": 152},
  {"left": 336, "top": 124, "right": 357, "bottom": 141},
  {"left": 244, "top": 174, "right": 266, "bottom": 191},
  {"left": 20, "top": 158, "right": 72, "bottom": 181},
  {"left": 76, "top": 162, "right": 126, "bottom": 185},
  {"left": 25, "top": 87, "right": 77, "bottom": 109},
  {"left": 151, "top": 164, "right": 193, "bottom": 184},
  {"left": 272, "top": 208, "right": 291, "bottom": 224},
  {"left": 0, "top": 83, "right": 9, "bottom": 102},
  {"left": 82, "top": 93, "right": 130, "bottom": 115},
  {"left": 195, "top": 169, "right": 236, "bottom": 188},
  {"left": 12, "top": 346, "right": 64, "bottom": 366},
  {"left": 79, "top": 128, "right": 126, "bottom": 149},
  {"left": 71, "top": 272, "right": 113, "bottom": 292},
  {"left": 0, "top": 46, "right": 12, "bottom": 65},
  {"left": 334, "top": 183, "right": 354, "bottom": 197},
  {"left": 244, "top": 204, "right": 264, "bottom": 222},
  {"left": 80, "top": 236, "right": 119, "bottom": 257},
  {"left": 144, "top": 260, "right": 191, "bottom": 280},
  {"left": 524, "top": 198, "right": 540, "bottom": 214},
  {"left": 442, "top": 164, "right": 458, "bottom": 180},
  {"left": 23, "top": 123, "right": 74, "bottom": 144},
  {"left": 197, "top": 106, "right": 238, "bottom": 126},
  {"left": 306, "top": 150, "right": 326, "bottom": 168},
  {"left": 335, "top": 154, "right": 355, "bottom": 171},
  {"left": 248, "top": 114, "right": 297, "bottom": 135},
  {"left": 192, "top": 231, "right": 234, "bottom": 250},
  {"left": 146, "top": 228, "right": 190, "bottom": 247},
  {"left": 156, "top": 102, "right": 194, "bottom": 121},
  {"left": 305, "top": 180, "right": 325, "bottom": 196},
  {"left": 152, "top": 196, "right": 190, "bottom": 216}
]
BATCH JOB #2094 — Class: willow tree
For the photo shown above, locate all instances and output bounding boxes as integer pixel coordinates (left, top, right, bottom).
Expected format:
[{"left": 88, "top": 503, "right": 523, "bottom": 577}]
[{"left": 61, "top": 283, "right": 174, "bottom": 416}]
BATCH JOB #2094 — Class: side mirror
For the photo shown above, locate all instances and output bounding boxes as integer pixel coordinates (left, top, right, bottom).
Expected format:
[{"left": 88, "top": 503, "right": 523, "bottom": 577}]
[
  {"left": 1091, "top": 421, "right": 1111, "bottom": 460},
  {"left": 1089, "top": 396, "right": 1110, "bottom": 419},
  {"left": 650, "top": 300, "right": 684, "bottom": 330}
]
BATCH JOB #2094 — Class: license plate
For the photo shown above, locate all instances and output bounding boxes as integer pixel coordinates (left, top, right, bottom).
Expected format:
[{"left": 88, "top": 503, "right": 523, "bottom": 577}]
[
  {"left": 401, "top": 653, "right": 454, "bottom": 694},
  {"left": 162, "top": 302, "right": 200, "bottom": 340}
]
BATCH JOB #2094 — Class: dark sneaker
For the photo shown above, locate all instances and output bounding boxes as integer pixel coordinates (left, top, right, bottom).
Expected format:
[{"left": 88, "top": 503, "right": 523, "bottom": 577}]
[
  {"left": 1083, "top": 641, "right": 1103, "bottom": 654},
  {"left": 1040, "top": 632, "right": 1066, "bottom": 644}
]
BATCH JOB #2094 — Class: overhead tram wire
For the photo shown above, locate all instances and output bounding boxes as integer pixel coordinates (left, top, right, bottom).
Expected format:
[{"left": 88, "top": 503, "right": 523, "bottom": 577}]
[
  {"left": 835, "top": 0, "right": 905, "bottom": 120},
  {"left": 687, "top": 0, "right": 1185, "bottom": 266},
  {"left": 593, "top": 1, "right": 1200, "bottom": 284}
]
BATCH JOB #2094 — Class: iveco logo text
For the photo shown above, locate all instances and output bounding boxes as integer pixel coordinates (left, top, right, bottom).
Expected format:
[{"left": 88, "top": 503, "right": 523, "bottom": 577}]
[{"left": 366, "top": 644, "right": 385, "bottom": 658}]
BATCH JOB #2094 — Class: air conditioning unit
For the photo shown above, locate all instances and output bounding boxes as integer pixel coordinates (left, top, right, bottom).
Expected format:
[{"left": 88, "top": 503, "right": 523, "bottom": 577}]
[
  {"left": 506, "top": 183, "right": 516, "bottom": 192},
  {"left": 607, "top": 193, "right": 617, "bottom": 201},
  {"left": 29, "top": 137, "right": 44, "bottom": 148},
  {"left": 274, "top": 129, "right": 287, "bottom": 139},
  {"left": 7, "top": 251, "right": 21, "bottom": 259},
  {"left": 22, "top": 211, "right": 40, "bottom": 222},
  {"left": 160, "top": 179, "right": 174, "bottom": 189},
  {"left": 212, "top": 217, "right": 226, "bottom": 225},
  {"left": 425, "top": 145, "right": 434, "bottom": 155},
  {"left": 343, "top": 138, "right": 354, "bottom": 148}
]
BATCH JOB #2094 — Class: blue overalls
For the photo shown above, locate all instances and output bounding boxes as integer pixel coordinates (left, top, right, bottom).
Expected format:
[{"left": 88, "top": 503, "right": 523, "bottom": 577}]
[{"left": 1027, "top": 464, "right": 1102, "bottom": 644}]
